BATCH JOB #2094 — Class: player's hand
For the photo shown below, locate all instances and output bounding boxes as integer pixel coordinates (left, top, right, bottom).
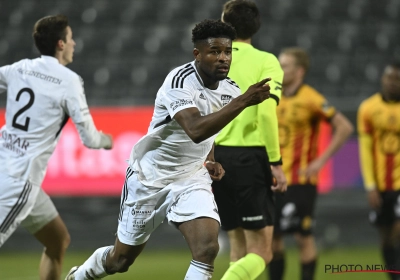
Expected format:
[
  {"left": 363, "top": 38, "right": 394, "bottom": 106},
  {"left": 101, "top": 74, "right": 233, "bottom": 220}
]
[
  {"left": 240, "top": 77, "right": 271, "bottom": 107},
  {"left": 367, "top": 189, "right": 381, "bottom": 209},
  {"left": 205, "top": 161, "right": 225, "bottom": 181},
  {"left": 103, "top": 133, "right": 114, "bottom": 150},
  {"left": 271, "top": 165, "right": 287, "bottom": 193},
  {"left": 299, "top": 157, "right": 325, "bottom": 180}
]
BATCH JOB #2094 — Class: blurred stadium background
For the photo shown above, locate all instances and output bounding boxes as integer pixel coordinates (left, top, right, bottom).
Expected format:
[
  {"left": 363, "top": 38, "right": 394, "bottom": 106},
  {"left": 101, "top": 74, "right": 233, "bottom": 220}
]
[{"left": 1, "top": 0, "right": 400, "bottom": 279}]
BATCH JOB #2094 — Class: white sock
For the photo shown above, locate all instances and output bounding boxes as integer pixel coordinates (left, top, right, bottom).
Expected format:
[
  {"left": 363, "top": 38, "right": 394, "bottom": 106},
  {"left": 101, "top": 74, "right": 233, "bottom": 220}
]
[
  {"left": 74, "top": 246, "right": 113, "bottom": 279},
  {"left": 184, "top": 260, "right": 214, "bottom": 279}
]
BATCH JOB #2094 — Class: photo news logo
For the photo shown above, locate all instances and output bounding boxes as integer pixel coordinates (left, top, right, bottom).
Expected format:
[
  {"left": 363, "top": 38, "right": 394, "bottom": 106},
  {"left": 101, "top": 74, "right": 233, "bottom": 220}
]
[{"left": 325, "top": 264, "right": 400, "bottom": 274}]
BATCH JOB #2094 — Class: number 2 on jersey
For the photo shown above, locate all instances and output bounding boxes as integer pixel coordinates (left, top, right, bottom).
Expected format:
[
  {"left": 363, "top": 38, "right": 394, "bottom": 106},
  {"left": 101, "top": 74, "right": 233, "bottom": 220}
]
[{"left": 12, "top": 88, "right": 35, "bottom": 131}]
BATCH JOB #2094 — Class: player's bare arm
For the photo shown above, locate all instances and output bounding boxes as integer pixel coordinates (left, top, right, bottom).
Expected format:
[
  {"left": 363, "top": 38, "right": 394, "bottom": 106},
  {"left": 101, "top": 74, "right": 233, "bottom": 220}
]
[
  {"left": 173, "top": 78, "right": 271, "bottom": 143},
  {"left": 302, "top": 112, "right": 353, "bottom": 179}
]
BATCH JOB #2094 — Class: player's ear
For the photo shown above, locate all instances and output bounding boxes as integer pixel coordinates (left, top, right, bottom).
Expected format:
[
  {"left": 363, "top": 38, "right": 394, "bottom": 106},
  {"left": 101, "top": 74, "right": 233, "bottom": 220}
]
[
  {"left": 56, "top": 39, "right": 65, "bottom": 51},
  {"left": 193, "top": 48, "right": 201, "bottom": 62}
]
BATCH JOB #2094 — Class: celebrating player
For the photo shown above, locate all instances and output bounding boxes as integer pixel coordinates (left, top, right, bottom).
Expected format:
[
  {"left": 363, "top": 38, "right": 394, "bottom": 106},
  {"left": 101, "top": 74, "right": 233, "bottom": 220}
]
[
  {"left": 0, "top": 15, "right": 113, "bottom": 280},
  {"left": 65, "top": 19, "right": 272, "bottom": 280}
]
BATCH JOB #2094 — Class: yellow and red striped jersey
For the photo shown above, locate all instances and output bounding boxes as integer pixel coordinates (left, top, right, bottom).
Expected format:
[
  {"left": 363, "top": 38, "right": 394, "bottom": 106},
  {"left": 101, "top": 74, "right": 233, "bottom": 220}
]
[
  {"left": 277, "top": 84, "right": 336, "bottom": 185},
  {"left": 358, "top": 93, "right": 400, "bottom": 192}
]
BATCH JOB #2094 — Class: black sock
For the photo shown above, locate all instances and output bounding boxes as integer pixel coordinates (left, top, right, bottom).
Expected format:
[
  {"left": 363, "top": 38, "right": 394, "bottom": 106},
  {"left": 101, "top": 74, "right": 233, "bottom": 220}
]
[
  {"left": 301, "top": 259, "right": 316, "bottom": 280},
  {"left": 268, "top": 252, "right": 285, "bottom": 280},
  {"left": 383, "top": 246, "right": 398, "bottom": 280}
]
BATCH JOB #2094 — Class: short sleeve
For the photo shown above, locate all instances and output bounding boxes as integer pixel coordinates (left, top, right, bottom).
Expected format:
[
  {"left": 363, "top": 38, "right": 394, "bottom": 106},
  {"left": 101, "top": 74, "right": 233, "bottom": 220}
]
[
  {"left": 0, "top": 65, "right": 11, "bottom": 94},
  {"left": 162, "top": 88, "right": 197, "bottom": 118},
  {"left": 311, "top": 92, "right": 336, "bottom": 120},
  {"left": 63, "top": 76, "right": 91, "bottom": 124}
]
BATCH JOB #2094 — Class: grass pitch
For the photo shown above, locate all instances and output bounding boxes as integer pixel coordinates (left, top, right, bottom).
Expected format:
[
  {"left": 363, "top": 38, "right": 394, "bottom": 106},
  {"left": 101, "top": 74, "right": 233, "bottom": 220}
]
[{"left": 0, "top": 247, "right": 388, "bottom": 280}]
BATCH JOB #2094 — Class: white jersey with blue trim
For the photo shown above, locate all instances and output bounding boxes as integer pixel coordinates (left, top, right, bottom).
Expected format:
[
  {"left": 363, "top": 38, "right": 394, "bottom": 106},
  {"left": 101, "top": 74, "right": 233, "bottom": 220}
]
[
  {"left": 0, "top": 56, "right": 110, "bottom": 186},
  {"left": 129, "top": 61, "right": 241, "bottom": 188}
]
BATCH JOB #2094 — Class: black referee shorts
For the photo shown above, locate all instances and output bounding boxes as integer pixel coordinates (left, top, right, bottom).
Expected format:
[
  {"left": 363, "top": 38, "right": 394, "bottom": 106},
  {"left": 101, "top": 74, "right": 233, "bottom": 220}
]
[{"left": 212, "top": 146, "right": 274, "bottom": 231}]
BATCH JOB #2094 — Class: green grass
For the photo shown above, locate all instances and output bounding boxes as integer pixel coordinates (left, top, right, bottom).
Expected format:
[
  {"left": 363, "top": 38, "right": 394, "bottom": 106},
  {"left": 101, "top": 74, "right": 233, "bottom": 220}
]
[{"left": 0, "top": 247, "right": 389, "bottom": 280}]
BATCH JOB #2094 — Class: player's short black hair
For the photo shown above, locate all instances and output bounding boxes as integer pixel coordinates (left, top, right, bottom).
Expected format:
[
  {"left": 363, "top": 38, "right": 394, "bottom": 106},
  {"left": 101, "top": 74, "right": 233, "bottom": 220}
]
[
  {"left": 33, "top": 15, "right": 69, "bottom": 56},
  {"left": 191, "top": 19, "right": 236, "bottom": 46},
  {"left": 222, "top": 0, "right": 260, "bottom": 40}
]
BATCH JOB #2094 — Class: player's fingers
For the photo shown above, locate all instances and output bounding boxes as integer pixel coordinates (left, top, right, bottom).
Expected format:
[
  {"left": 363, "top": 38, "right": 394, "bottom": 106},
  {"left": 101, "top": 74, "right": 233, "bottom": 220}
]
[{"left": 256, "top": 77, "right": 271, "bottom": 87}]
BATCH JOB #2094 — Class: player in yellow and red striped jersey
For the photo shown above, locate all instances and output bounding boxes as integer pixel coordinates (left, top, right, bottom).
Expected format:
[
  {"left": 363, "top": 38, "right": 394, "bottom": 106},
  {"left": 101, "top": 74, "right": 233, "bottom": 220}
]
[
  {"left": 358, "top": 62, "right": 400, "bottom": 280},
  {"left": 269, "top": 48, "right": 354, "bottom": 280}
]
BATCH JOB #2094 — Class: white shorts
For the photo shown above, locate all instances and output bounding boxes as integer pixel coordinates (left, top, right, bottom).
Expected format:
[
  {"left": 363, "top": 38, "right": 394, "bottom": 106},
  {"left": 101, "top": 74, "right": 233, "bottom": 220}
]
[
  {"left": 117, "top": 167, "right": 220, "bottom": 246},
  {"left": 0, "top": 174, "right": 58, "bottom": 246}
]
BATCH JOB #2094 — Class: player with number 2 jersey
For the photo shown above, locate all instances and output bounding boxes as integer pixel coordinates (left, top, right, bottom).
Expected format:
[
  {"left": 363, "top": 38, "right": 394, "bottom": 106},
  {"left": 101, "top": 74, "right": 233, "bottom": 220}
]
[{"left": 0, "top": 15, "right": 112, "bottom": 280}]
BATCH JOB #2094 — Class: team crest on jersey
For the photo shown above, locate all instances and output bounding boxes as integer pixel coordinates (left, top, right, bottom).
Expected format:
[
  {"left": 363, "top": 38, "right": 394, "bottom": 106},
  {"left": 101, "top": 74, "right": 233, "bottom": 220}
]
[
  {"left": 170, "top": 99, "right": 193, "bottom": 111},
  {"left": 221, "top": 95, "right": 232, "bottom": 106}
]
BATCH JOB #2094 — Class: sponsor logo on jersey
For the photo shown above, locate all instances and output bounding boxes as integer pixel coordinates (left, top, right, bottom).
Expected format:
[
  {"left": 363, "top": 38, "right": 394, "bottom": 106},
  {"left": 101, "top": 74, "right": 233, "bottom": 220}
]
[
  {"left": 199, "top": 93, "right": 206, "bottom": 100},
  {"left": 17, "top": 68, "right": 62, "bottom": 85},
  {"left": 170, "top": 99, "right": 193, "bottom": 111},
  {"left": 1, "top": 131, "right": 30, "bottom": 156}
]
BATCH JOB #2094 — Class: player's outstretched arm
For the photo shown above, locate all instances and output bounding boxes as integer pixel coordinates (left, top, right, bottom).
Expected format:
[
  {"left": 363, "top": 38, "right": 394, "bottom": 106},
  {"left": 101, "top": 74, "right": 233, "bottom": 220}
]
[
  {"left": 74, "top": 120, "right": 113, "bottom": 150},
  {"left": 174, "top": 78, "right": 271, "bottom": 143}
]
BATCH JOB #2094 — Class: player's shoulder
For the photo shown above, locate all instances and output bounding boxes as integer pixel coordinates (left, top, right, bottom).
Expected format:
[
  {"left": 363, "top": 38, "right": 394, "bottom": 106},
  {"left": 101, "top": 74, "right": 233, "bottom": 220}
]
[
  {"left": 6, "top": 58, "right": 31, "bottom": 70},
  {"left": 57, "top": 63, "right": 81, "bottom": 83},
  {"left": 299, "top": 84, "right": 323, "bottom": 97},
  {"left": 222, "top": 77, "right": 241, "bottom": 96},
  {"left": 359, "top": 93, "right": 381, "bottom": 109},
  {"left": 224, "top": 77, "right": 240, "bottom": 89},
  {"left": 253, "top": 48, "right": 280, "bottom": 64},
  {"left": 166, "top": 62, "right": 197, "bottom": 90}
]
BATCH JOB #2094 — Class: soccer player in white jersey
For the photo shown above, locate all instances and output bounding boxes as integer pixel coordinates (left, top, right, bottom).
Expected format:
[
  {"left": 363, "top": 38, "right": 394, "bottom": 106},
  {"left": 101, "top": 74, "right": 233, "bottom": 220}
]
[
  {"left": 0, "top": 15, "right": 113, "bottom": 279},
  {"left": 66, "top": 19, "right": 272, "bottom": 280}
]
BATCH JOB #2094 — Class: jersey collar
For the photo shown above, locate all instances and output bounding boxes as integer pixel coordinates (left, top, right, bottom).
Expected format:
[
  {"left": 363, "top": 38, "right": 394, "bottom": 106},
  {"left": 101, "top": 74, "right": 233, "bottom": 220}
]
[{"left": 41, "top": 55, "right": 60, "bottom": 64}]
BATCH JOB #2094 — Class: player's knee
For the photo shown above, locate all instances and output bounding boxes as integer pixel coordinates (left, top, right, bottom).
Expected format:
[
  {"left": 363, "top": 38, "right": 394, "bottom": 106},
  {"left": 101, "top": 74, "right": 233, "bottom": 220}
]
[
  {"left": 44, "top": 231, "right": 70, "bottom": 258},
  {"left": 63, "top": 231, "right": 71, "bottom": 250},
  {"left": 193, "top": 239, "right": 219, "bottom": 262}
]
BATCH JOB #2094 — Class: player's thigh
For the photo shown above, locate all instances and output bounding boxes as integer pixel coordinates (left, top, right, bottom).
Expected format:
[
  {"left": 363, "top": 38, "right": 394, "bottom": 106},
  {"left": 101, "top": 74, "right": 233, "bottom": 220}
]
[
  {"left": 168, "top": 185, "right": 220, "bottom": 254},
  {"left": 227, "top": 228, "right": 247, "bottom": 260},
  {"left": 178, "top": 217, "right": 220, "bottom": 255},
  {"left": 34, "top": 216, "right": 69, "bottom": 253},
  {"left": 0, "top": 176, "right": 38, "bottom": 246}
]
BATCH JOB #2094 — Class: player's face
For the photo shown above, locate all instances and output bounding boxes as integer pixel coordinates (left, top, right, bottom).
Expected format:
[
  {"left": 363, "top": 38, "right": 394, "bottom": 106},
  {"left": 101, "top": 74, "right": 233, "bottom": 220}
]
[
  {"left": 381, "top": 66, "right": 400, "bottom": 100},
  {"left": 61, "top": 26, "right": 76, "bottom": 65},
  {"left": 279, "top": 53, "right": 300, "bottom": 86},
  {"left": 194, "top": 38, "right": 232, "bottom": 86}
]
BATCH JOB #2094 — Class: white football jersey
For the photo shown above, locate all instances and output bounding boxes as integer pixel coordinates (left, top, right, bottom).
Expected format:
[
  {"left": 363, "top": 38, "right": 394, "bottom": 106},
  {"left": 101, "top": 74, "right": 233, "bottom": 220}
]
[
  {"left": 129, "top": 61, "right": 241, "bottom": 188},
  {"left": 0, "top": 56, "right": 109, "bottom": 186}
]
